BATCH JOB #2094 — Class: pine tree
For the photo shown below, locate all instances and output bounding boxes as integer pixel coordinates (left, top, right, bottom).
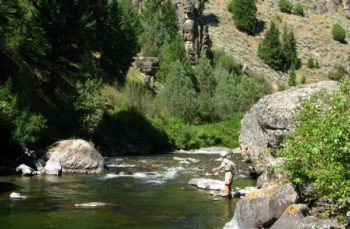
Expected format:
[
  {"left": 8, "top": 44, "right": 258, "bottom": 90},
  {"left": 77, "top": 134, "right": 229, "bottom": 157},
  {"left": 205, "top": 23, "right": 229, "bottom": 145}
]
[
  {"left": 230, "top": 0, "right": 258, "bottom": 35},
  {"left": 258, "top": 22, "right": 285, "bottom": 71},
  {"left": 159, "top": 60, "right": 199, "bottom": 123},
  {"left": 194, "top": 56, "right": 216, "bottom": 121},
  {"left": 282, "top": 26, "right": 298, "bottom": 70}
]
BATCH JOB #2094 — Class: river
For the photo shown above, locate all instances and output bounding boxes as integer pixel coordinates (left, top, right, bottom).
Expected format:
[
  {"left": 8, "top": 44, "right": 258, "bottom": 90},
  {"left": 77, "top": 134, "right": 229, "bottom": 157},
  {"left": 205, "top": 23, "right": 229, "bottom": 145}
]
[{"left": 0, "top": 153, "right": 255, "bottom": 229}]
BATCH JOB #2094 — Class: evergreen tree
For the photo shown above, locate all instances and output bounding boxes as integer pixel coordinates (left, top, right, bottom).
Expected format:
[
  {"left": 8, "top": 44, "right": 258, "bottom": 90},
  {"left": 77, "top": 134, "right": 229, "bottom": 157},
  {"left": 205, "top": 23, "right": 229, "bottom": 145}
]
[
  {"left": 258, "top": 22, "right": 285, "bottom": 71},
  {"left": 159, "top": 60, "right": 199, "bottom": 123},
  {"left": 282, "top": 26, "right": 298, "bottom": 70},
  {"left": 194, "top": 56, "right": 216, "bottom": 121},
  {"left": 213, "top": 68, "right": 239, "bottom": 120},
  {"left": 230, "top": 0, "right": 258, "bottom": 35}
]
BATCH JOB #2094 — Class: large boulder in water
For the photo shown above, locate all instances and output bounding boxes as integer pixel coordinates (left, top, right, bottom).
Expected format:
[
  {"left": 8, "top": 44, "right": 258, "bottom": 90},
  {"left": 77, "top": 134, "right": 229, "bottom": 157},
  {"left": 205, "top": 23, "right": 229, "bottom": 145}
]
[
  {"left": 46, "top": 139, "right": 104, "bottom": 174},
  {"left": 224, "top": 182, "right": 298, "bottom": 229},
  {"left": 239, "top": 81, "right": 339, "bottom": 164},
  {"left": 16, "top": 164, "right": 38, "bottom": 176}
]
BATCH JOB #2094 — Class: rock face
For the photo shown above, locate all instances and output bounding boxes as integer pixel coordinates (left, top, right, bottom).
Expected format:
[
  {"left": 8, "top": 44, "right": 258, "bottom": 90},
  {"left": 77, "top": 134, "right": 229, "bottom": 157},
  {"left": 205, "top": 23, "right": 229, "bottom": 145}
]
[
  {"left": 188, "top": 178, "right": 224, "bottom": 190},
  {"left": 239, "top": 81, "right": 339, "bottom": 163},
  {"left": 134, "top": 57, "right": 159, "bottom": 76},
  {"left": 46, "top": 139, "right": 104, "bottom": 174},
  {"left": 174, "top": 0, "right": 211, "bottom": 64},
  {"left": 16, "top": 164, "right": 37, "bottom": 176},
  {"left": 225, "top": 182, "right": 298, "bottom": 229}
]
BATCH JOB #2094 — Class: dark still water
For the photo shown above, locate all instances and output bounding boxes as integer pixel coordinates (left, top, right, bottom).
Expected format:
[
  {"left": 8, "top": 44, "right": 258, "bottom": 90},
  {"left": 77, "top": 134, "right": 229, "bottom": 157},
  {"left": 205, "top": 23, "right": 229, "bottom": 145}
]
[{"left": 0, "top": 154, "right": 255, "bottom": 229}]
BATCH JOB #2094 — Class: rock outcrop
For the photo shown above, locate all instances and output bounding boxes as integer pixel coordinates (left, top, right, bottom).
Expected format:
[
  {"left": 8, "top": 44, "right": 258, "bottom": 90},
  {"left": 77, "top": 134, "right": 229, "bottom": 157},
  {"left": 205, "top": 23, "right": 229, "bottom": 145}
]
[
  {"left": 46, "top": 139, "right": 104, "bottom": 174},
  {"left": 239, "top": 81, "right": 339, "bottom": 165},
  {"left": 174, "top": 0, "right": 211, "bottom": 64},
  {"left": 134, "top": 57, "right": 159, "bottom": 76},
  {"left": 224, "top": 182, "right": 298, "bottom": 229},
  {"left": 44, "top": 160, "right": 62, "bottom": 175}
]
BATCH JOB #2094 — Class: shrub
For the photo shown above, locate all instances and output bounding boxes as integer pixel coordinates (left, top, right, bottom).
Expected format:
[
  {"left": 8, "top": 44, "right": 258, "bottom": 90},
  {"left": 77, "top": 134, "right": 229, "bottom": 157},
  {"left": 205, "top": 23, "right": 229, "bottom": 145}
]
[
  {"left": 229, "top": 0, "right": 258, "bottom": 35},
  {"left": 328, "top": 65, "right": 348, "bottom": 81},
  {"left": 279, "top": 0, "right": 293, "bottom": 14},
  {"left": 212, "top": 49, "right": 242, "bottom": 74},
  {"left": 288, "top": 67, "right": 297, "bottom": 86},
  {"left": 301, "top": 75, "right": 307, "bottom": 84},
  {"left": 280, "top": 79, "right": 350, "bottom": 208},
  {"left": 0, "top": 81, "right": 46, "bottom": 148},
  {"left": 332, "top": 24, "right": 346, "bottom": 43},
  {"left": 307, "top": 56, "right": 320, "bottom": 69},
  {"left": 294, "top": 3, "right": 304, "bottom": 16}
]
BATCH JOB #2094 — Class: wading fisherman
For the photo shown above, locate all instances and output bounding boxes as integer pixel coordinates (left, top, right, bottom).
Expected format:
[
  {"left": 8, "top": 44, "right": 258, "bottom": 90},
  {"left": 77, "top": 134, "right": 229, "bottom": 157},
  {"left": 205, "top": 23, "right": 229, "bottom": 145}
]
[{"left": 212, "top": 152, "right": 237, "bottom": 200}]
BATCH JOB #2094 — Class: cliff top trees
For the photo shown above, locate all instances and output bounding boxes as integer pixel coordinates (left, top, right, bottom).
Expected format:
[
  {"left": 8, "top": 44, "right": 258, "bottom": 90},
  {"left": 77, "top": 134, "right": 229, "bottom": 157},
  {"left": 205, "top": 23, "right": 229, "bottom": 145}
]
[{"left": 229, "top": 0, "right": 258, "bottom": 35}]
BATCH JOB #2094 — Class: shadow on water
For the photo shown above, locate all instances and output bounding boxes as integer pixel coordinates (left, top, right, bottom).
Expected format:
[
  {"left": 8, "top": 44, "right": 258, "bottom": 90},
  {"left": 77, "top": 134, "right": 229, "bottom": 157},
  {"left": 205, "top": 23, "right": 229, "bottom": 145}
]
[
  {"left": 0, "top": 182, "right": 16, "bottom": 193},
  {"left": 202, "top": 13, "right": 220, "bottom": 27}
]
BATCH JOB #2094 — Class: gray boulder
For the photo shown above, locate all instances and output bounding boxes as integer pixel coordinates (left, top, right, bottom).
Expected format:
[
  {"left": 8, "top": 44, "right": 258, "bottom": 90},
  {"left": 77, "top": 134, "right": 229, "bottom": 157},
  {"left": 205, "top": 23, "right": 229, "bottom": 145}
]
[
  {"left": 16, "top": 164, "right": 37, "bottom": 176},
  {"left": 46, "top": 139, "right": 104, "bottom": 174},
  {"left": 257, "top": 158, "right": 287, "bottom": 189},
  {"left": 44, "top": 160, "right": 62, "bottom": 175},
  {"left": 134, "top": 57, "right": 159, "bottom": 76},
  {"left": 225, "top": 182, "right": 298, "bottom": 229},
  {"left": 239, "top": 81, "right": 339, "bottom": 164},
  {"left": 188, "top": 178, "right": 224, "bottom": 190},
  {"left": 10, "top": 192, "right": 28, "bottom": 200}
]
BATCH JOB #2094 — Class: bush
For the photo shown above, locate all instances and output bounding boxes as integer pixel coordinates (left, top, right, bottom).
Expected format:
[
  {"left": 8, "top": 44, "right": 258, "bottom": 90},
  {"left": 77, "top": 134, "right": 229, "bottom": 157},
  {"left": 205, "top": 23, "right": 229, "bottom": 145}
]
[
  {"left": 279, "top": 0, "right": 293, "bottom": 14},
  {"left": 288, "top": 67, "right": 296, "bottom": 86},
  {"left": 328, "top": 65, "right": 348, "bottom": 81},
  {"left": 154, "top": 113, "right": 243, "bottom": 150},
  {"left": 280, "top": 79, "right": 350, "bottom": 209},
  {"left": 294, "top": 3, "right": 304, "bottom": 16},
  {"left": 307, "top": 56, "right": 320, "bottom": 69},
  {"left": 0, "top": 81, "right": 46, "bottom": 148},
  {"left": 332, "top": 24, "right": 346, "bottom": 43},
  {"left": 301, "top": 75, "right": 307, "bottom": 84},
  {"left": 212, "top": 49, "right": 242, "bottom": 74}
]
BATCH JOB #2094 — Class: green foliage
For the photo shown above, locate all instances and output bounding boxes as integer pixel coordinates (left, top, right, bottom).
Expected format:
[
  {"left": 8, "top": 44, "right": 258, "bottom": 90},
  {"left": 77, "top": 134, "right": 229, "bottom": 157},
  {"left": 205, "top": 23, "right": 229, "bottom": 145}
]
[
  {"left": 74, "top": 78, "right": 107, "bottom": 135},
  {"left": 229, "top": 0, "right": 258, "bottom": 35},
  {"left": 280, "top": 79, "right": 350, "bottom": 207},
  {"left": 0, "top": 81, "right": 46, "bottom": 148},
  {"left": 194, "top": 56, "right": 216, "bottom": 121},
  {"left": 282, "top": 26, "right": 298, "bottom": 70},
  {"left": 237, "top": 75, "right": 271, "bottom": 111},
  {"left": 328, "top": 65, "right": 348, "bottom": 81},
  {"left": 258, "top": 22, "right": 285, "bottom": 71},
  {"left": 301, "top": 75, "right": 307, "bottom": 84},
  {"left": 294, "top": 3, "right": 304, "bottom": 16},
  {"left": 213, "top": 68, "right": 239, "bottom": 120},
  {"left": 332, "top": 24, "right": 346, "bottom": 43},
  {"left": 279, "top": 0, "right": 293, "bottom": 14},
  {"left": 159, "top": 60, "right": 199, "bottom": 123},
  {"left": 212, "top": 49, "right": 242, "bottom": 74},
  {"left": 140, "top": 0, "right": 179, "bottom": 56},
  {"left": 288, "top": 67, "right": 297, "bottom": 86},
  {"left": 154, "top": 113, "right": 243, "bottom": 150},
  {"left": 307, "top": 56, "right": 320, "bottom": 69}
]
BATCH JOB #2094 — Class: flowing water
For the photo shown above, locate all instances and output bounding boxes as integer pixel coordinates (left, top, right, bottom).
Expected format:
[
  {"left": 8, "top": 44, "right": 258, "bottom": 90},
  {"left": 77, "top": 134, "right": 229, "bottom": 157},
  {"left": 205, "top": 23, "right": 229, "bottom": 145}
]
[{"left": 0, "top": 153, "right": 255, "bottom": 229}]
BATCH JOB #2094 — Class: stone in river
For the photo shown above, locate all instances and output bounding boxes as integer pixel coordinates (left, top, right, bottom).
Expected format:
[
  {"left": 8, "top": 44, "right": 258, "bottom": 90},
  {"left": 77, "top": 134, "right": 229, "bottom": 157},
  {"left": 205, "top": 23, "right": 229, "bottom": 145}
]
[
  {"left": 10, "top": 192, "right": 27, "bottom": 200},
  {"left": 188, "top": 178, "right": 224, "bottom": 191}
]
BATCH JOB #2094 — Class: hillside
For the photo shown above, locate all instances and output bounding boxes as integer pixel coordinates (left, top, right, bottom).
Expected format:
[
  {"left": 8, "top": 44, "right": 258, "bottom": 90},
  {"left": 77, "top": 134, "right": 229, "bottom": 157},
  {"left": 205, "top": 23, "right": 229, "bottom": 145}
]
[{"left": 204, "top": 0, "right": 350, "bottom": 90}]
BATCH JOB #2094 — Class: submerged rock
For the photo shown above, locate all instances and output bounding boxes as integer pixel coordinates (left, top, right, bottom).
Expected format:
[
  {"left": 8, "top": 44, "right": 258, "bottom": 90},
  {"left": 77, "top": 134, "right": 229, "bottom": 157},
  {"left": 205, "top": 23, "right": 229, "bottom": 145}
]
[
  {"left": 46, "top": 139, "right": 104, "bottom": 174},
  {"left": 16, "top": 164, "right": 37, "bottom": 176},
  {"left": 188, "top": 178, "right": 224, "bottom": 190},
  {"left": 74, "top": 202, "right": 108, "bottom": 209},
  {"left": 10, "top": 192, "right": 27, "bottom": 200},
  {"left": 225, "top": 182, "right": 298, "bottom": 229}
]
